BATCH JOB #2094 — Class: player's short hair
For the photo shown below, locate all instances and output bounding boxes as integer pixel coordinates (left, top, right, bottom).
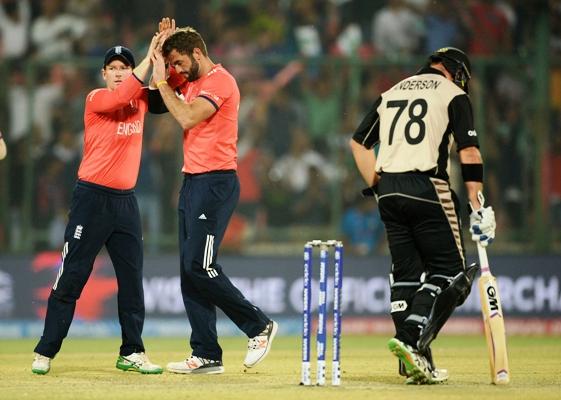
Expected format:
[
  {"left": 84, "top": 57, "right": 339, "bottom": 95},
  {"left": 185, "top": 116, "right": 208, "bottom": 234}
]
[{"left": 162, "top": 27, "right": 208, "bottom": 58}]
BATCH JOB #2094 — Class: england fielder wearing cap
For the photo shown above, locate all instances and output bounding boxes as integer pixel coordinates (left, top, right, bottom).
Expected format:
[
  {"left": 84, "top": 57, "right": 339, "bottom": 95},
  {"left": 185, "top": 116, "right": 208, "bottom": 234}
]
[
  {"left": 350, "top": 47, "right": 496, "bottom": 384},
  {"left": 32, "top": 33, "right": 170, "bottom": 375}
]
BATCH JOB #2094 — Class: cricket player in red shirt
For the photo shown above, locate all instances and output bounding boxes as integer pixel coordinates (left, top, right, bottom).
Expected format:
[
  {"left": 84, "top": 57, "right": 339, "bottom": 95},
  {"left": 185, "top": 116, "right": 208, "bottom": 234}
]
[
  {"left": 32, "top": 34, "right": 168, "bottom": 375},
  {"left": 150, "top": 23, "right": 277, "bottom": 374}
]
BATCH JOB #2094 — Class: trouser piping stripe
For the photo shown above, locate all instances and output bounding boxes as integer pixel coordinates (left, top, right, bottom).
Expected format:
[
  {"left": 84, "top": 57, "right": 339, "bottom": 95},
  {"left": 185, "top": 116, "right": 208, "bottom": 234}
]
[
  {"left": 429, "top": 178, "right": 465, "bottom": 266},
  {"left": 420, "top": 283, "right": 442, "bottom": 294},
  {"left": 203, "top": 235, "right": 218, "bottom": 278},
  {"left": 391, "top": 282, "right": 422, "bottom": 288},
  {"left": 405, "top": 314, "right": 427, "bottom": 325},
  {"left": 377, "top": 193, "right": 441, "bottom": 205},
  {"left": 430, "top": 274, "right": 455, "bottom": 280},
  {"left": 53, "top": 241, "right": 69, "bottom": 290}
]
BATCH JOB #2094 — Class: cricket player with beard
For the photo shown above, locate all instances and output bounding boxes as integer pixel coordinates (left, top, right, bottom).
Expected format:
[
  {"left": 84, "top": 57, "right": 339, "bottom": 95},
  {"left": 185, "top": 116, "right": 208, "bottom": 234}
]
[{"left": 150, "top": 21, "right": 278, "bottom": 375}]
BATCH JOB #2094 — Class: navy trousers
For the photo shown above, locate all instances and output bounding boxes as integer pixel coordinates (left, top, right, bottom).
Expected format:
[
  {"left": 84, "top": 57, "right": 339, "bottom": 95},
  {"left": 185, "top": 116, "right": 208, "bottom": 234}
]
[
  {"left": 35, "top": 180, "right": 145, "bottom": 358},
  {"left": 178, "top": 171, "right": 269, "bottom": 361}
]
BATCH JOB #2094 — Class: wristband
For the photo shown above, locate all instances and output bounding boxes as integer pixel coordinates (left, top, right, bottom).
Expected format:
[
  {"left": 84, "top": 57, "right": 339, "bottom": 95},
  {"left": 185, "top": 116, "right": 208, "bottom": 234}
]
[
  {"left": 361, "top": 185, "right": 378, "bottom": 198},
  {"left": 156, "top": 80, "right": 168, "bottom": 88},
  {"left": 461, "top": 163, "right": 483, "bottom": 182}
]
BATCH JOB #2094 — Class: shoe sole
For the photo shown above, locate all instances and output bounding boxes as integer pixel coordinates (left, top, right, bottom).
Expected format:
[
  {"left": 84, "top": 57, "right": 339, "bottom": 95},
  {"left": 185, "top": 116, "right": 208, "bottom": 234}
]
[
  {"left": 31, "top": 368, "right": 49, "bottom": 375},
  {"left": 388, "top": 339, "right": 430, "bottom": 384},
  {"left": 244, "top": 321, "right": 278, "bottom": 368},
  {"left": 406, "top": 373, "right": 448, "bottom": 385},
  {"left": 116, "top": 364, "right": 163, "bottom": 374},
  {"left": 167, "top": 366, "right": 225, "bottom": 375}
]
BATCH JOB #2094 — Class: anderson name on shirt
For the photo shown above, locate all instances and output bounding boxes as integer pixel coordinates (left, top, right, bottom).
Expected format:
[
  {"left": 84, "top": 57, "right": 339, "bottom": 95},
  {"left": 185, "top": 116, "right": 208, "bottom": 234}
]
[{"left": 395, "top": 79, "right": 442, "bottom": 91}]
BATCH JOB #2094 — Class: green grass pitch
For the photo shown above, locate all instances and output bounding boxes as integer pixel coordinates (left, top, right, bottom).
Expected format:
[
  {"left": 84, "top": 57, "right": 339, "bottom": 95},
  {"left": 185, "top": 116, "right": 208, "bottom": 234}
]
[{"left": 1, "top": 335, "right": 560, "bottom": 400}]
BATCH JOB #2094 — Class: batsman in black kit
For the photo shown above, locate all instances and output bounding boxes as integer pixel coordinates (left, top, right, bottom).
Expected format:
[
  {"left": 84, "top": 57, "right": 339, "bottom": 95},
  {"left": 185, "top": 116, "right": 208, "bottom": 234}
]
[{"left": 350, "top": 47, "right": 496, "bottom": 384}]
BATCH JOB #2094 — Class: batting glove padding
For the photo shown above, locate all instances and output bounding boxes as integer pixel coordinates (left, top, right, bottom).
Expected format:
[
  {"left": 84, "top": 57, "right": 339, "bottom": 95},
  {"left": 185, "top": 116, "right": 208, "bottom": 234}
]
[{"left": 469, "top": 206, "right": 496, "bottom": 246}]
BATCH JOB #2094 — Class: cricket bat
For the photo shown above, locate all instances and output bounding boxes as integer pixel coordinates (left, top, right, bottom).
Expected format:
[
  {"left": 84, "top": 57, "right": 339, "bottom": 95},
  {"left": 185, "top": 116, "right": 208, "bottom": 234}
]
[{"left": 477, "top": 243, "right": 510, "bottom": 384}]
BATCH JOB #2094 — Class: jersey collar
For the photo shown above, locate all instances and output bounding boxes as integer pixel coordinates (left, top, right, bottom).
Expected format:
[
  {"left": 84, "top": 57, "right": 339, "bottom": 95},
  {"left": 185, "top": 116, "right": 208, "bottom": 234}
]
[{"left": 417, "top": 66, "right": 445, "bottom": 77}]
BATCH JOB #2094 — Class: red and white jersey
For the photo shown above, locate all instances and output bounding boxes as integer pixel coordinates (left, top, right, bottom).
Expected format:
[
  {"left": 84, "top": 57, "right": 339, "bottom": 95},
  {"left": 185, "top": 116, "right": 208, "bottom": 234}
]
[
  {"left": 78, "top": 75, "right": 148, "bottom": 189},
  {"left": 176, "top": 64, "right": 239, "bottom": 174}
]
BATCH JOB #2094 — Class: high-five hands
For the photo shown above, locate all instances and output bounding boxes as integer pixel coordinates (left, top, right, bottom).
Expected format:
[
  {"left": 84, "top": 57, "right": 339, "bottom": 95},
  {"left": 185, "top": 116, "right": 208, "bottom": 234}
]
[
  {"left": 151, "top": 49, "right": 167, "bottom": 84},
  {"left": 158, "top": 17, "right": 176, "bottom": 47}
]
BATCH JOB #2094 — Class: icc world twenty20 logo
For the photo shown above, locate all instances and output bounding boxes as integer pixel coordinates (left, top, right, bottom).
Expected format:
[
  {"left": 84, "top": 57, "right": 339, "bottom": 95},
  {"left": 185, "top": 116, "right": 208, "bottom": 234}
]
[{"left": 32, "top": 251, "right": 118, "bottom": 320}]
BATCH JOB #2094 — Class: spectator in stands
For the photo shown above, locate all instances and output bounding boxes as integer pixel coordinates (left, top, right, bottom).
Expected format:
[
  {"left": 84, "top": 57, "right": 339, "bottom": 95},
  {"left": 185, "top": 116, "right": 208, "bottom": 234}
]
[
  {"left": 269, "top": 129, "right": 335, "bottom": 196},
  {"left": 0, "top": 0, "right": 30, "bottom": 61},
  {"left": 31, "top": 0, "right": 88, "bottom": 59},
  {"left": 302, "top": 68, "right": 341, "bottom": 153},
  {"left": 289, "top": 0, "right": 325, "bottom": 57},
  {"left": 371, "top": 0, "right": 424, "bottom": 57},
  {"left": 423, "top": 2, "right": 466, "bottom": 53},
  {"left": 32, "top": 64, "right": 66, "bottom": 155},
  {"left": 456, "top": 0, "right": 512, "bottom": 55},
  {"left": 341, "top": 195, "right": 385, "bottom": 256}
]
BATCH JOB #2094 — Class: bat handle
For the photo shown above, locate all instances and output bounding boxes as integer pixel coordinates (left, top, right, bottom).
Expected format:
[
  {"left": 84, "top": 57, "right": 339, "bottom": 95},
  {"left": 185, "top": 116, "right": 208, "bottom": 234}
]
[
  {"left": 477, "top": 243, "right": 491, "bottom": 275},
  {"left": 475, "top": 190, "right": 491, "bottom": 274},
  {"left": 477, "top": 191, "right": 485, "bottom": 208}
]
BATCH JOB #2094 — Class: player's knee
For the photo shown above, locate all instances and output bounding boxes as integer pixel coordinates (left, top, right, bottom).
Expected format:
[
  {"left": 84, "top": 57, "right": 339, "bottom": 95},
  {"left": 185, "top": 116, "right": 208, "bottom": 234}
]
[{"left": 51, "top": 286, "right": 81, "bottom": 303}]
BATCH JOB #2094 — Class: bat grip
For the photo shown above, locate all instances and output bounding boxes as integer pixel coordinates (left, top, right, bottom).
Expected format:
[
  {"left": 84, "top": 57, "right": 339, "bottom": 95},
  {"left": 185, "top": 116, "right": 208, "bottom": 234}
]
[{"left": 477, "top": 243, "right": 491, "bottom": 275}]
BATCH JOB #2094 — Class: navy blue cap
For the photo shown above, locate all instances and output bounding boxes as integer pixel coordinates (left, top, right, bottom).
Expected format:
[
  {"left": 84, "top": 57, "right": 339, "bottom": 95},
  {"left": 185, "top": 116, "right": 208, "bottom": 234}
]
[{"left": 103, "top": 45, "right": 135, "bottom": 68}]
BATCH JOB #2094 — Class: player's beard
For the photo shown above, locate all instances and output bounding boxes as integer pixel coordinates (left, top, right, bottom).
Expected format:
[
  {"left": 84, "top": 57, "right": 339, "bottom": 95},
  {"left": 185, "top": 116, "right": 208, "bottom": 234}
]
[{"left": 187, "top": 55, "right": 200, "bottom": 82}]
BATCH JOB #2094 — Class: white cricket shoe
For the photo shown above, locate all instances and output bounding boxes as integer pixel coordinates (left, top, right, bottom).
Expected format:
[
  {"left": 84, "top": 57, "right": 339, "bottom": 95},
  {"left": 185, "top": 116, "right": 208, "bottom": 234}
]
[
  {"left": 243, "top": 320, "right": 278, "bottom": 368},
  {"left": 388, "top": 338, "right": 433, "bottom": 384},
  {"left": 399, "top": 352, "right": 449, "bottom": 384},
  {"left": 116, "top": 352, "right": 163, "bottom": 374},
  {"left": 406, "top": 367, "right": 449, "bottom": 384},
  {"left": 167, "top": 355, "right": 224, "bottom": 374},
  {"left": 31, "top": 353, "right": 51, "bottom": 375}
]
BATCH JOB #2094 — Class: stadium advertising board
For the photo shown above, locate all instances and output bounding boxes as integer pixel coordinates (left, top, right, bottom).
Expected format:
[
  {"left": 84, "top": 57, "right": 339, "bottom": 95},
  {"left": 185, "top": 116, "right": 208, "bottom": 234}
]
[{"left": 0, "top": 254, "right": 560, "bottom": 337}]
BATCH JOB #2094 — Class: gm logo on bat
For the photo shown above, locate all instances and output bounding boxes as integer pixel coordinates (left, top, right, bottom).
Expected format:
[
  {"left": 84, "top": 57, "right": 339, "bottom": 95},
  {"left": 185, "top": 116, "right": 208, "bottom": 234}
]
[{"left": 486, "top": 284, "right": 500, "bottom": 312}]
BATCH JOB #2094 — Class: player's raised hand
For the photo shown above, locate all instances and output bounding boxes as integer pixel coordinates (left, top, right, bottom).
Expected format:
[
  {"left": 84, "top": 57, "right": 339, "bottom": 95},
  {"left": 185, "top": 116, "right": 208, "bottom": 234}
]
[
  {"left": 151, "top": 50, "right": 167, "bottom": 84},
  {"left": 158, "top": 17, "right": 176, "bottom": 41},
  {"left": 147, "top": 31, "right": 165, "bottom": 60}
]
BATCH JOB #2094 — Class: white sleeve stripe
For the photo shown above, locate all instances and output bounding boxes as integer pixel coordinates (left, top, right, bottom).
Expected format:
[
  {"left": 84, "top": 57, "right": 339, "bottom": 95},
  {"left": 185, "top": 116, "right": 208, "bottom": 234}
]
[{"left": 361, "top": 116, "right": 379, "bottom": 146}]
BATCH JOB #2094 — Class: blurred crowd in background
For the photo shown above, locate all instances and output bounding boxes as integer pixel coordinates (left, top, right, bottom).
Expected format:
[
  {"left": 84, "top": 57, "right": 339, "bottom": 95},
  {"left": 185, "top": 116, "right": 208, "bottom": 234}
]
[{"left": 0, "top": 0, "right": 560, "bottom": 255}]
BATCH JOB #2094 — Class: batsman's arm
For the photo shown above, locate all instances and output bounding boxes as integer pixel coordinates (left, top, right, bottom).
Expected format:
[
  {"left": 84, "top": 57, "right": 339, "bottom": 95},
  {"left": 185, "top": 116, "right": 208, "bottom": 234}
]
[
  {"left": 458, "top": 145, "right": 483, "bottom": 209},
  {"left": 349, "top": 97, "right": 382, "bottom": 190},
  {"left": 349, "top": 138, "right": 380, "bottom": 189}
]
